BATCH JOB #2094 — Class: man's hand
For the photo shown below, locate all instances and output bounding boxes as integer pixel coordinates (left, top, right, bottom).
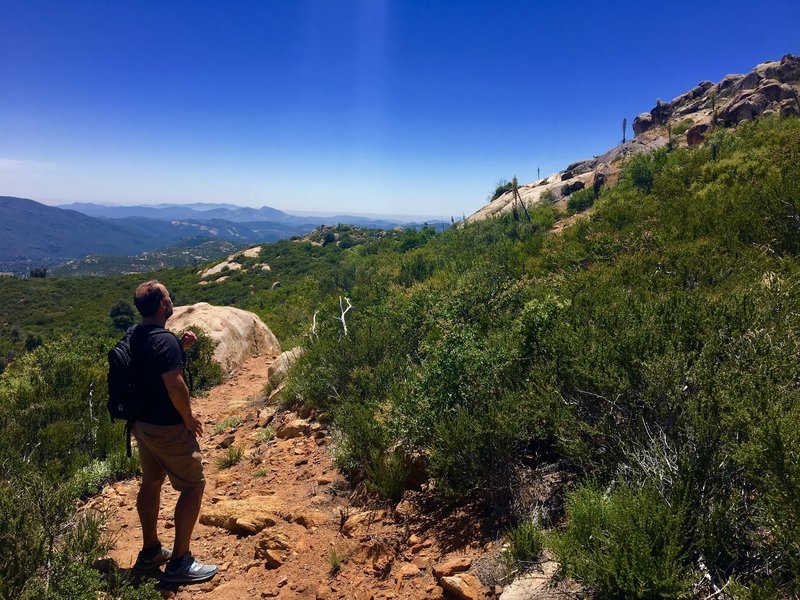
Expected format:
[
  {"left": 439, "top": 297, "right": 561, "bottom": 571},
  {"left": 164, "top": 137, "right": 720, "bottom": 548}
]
[
  {"left": 183, "top": 414, "right": 204, "bottom": 438},
  {"left": 180, "top": 331, "right": 198, "bottom": 350}
]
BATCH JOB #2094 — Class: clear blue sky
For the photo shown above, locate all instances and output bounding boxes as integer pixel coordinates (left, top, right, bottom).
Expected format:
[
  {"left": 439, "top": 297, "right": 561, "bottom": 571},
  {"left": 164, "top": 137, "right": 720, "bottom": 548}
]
[{"left": 1, "top": 1, "right": 799, "bottom": 218}]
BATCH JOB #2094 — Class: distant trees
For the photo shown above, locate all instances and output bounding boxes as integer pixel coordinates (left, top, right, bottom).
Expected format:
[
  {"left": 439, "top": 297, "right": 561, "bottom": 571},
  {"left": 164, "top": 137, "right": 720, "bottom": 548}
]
[{"left": 29, "top": 267, "right": 47, "bottom": 278}]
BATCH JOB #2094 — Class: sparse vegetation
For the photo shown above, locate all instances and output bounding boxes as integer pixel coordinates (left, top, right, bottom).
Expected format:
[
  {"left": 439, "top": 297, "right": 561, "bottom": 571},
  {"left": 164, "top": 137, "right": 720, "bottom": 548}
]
[
  {"left": 671, "top": 117, "right": 694, "bottom": 135},
  {"left": 254, "top": 426, "right": 276, "bottom": 444},
  {"left": 215, "top": 445, "right": 244, "bottom": 470},
  {"left": 212, "top": 415, "right": 244, "bottom": 435},
  {"left": 328, "top": 546, "right": 343, "bottom": 575}
]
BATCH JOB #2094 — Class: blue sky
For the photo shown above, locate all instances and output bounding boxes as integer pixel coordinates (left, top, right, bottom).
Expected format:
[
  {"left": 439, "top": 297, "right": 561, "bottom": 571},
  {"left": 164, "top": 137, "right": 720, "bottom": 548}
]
[{"left": 1, "top": 1, "right": 799, "bottom": 218}]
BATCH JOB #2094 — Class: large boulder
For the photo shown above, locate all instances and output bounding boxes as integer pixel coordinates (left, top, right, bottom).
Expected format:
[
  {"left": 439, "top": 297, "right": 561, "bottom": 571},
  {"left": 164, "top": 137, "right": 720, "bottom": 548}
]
[
  {"left": 780, "top": 98, "right": 800, "bottom": 118},
  {"left": 632, "top": 112, "right": 654, "bottom": 136},
  {"left": 686, "top": 122, "right": 711, "bottom": 147},
  {"left": 774, "top": 53, "right": 800, "bottom": 83},
  {"left": 716, "top": 73, "right": 743, "bottom": 93},
  {"left": 169, "top": 303, "right": 281, "bottom": 376},
  {"left": 650, "top": 99, "right": 673, "bottom": 126},
  {"left": 756, "top": 55, "right": 800, "bottom": 83},
  {"left": 734, "top": 71, "right": 762, "bottom": 93},
  {"left": 719, "top": 91, "right": 770, "bottom": 126},
  {"left": 561, "top": 180, "right": 585, "bottom": 196},
  {"left": 757, "top": 79, "right": 796, "bottom": 102}
]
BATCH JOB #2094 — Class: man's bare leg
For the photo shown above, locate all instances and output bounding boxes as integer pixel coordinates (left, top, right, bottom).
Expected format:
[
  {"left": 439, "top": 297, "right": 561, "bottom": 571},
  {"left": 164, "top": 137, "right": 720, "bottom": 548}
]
[
  {"left": 137, "top": 476, "right": 164, "bottom": 550},
  {"left": 172, "top": 483, "right": 204, "bottom": 558}
]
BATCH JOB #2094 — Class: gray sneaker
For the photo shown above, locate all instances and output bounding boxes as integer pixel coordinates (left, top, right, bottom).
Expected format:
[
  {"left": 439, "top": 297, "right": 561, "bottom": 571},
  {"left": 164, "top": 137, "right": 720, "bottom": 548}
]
[
  {"left": 133, "top": 544, "right": 172, "bottom": 571},
  {"left": 162, "top": 553, "right": 218, "bottom": 584}
]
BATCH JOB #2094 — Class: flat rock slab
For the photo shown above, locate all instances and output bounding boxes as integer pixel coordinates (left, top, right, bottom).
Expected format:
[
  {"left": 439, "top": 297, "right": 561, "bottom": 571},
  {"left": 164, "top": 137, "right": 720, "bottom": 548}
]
[
  {"left": 499, "top": 560, "right": 579, "bottom": 599},
  {"left": 200, "top": 495, "right": 285, "bottom": 534}
]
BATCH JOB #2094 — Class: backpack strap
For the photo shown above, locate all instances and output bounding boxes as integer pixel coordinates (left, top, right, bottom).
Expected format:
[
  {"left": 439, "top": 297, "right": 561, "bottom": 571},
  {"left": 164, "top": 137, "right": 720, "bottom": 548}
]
[{"left": 125, "top": 420, "right": 133, "bottom": 458}]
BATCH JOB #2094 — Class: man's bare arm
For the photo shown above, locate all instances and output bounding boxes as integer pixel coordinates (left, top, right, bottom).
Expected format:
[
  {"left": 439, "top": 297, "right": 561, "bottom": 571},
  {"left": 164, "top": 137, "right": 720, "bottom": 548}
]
[{"left": 162, "top": 368, "right": 203, "bottom": 437}]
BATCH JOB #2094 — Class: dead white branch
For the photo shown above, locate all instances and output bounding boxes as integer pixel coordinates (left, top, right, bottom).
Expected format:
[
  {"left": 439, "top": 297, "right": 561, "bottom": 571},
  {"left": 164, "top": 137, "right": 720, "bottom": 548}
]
[
  {"left": 310, "top": 310, "right": 319, "bottom": 337},
  {"left": 339, "top": 296, "right": 353, "bottom": 336}
]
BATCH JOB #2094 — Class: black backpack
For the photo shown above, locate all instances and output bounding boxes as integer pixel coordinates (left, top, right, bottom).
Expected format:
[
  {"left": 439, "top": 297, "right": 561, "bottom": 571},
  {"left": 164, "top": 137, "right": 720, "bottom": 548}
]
[
  {"left": 107, "top": 325, "right": 170, "bottom": 455},
  {"left": 107, "top": 325, "right": 140, "bottom": 422}
]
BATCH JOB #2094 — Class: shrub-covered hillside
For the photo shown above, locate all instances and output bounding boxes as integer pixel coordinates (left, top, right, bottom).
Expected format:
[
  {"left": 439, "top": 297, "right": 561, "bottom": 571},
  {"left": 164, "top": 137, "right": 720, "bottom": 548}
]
[
  {"left": 1, "top": 116, "right": 799, "bottom": 597},
  {"left": 285, "top": 117, "right": 800, "bottom": 596}
]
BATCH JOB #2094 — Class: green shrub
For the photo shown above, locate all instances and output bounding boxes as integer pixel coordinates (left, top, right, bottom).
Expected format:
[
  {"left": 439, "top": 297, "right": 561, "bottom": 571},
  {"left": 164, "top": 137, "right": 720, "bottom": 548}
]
[
  {"left": 183, "top": 326, "right": 224, "bottom": 393},
  {"left": 328, "top": 546, "right": 343, "bottom": 574},
  {"left": 566, "top": 187, "right": 596, "bottom": 213},
  {"left": 622, "top": 149, "right": 668, "bottom": 193},
  {"left": 550, "top": 482, "right": 690, "bottom": 598},
  {"left": 539, "top": 189, "right": 556, "bottom": 204},
  {"left": 109, "top": 300, "right": 135, "bottom": 331},
  {"left": 671, "top": 118, "right": 693, "bottom": 135},
  {"left": 490, "top": 179, "right": 513, "bottom": 201},
  {"left": 503, "top": 520, "right": 544, "bottom": 576},
  {"left": 70, "top": 453, "right": 139, "bottom": 498},
  {"left": 0, "top": 337, "right": 123, "bottom": 476},
  {"left": 364, "top": 451, "right": 408, "bottom": 501}
]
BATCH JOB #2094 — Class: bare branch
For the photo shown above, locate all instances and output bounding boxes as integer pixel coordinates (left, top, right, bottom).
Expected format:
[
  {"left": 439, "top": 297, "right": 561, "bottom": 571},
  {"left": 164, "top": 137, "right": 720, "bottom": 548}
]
[
  {"left": 339, "top": 296, "right": 353, "bottom": 336},
  {"left": 310, "top": 310, "right": 319, "bottom": 337}
]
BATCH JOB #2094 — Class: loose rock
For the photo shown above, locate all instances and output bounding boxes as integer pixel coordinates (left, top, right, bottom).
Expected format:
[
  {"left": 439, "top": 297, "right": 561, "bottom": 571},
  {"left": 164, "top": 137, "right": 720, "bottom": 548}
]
[
  {"left": 439, "top": 574, "right": 483, "bottom": 600},
  {"left": 433, "top": 556, "right": 472, "bottom": 578}
]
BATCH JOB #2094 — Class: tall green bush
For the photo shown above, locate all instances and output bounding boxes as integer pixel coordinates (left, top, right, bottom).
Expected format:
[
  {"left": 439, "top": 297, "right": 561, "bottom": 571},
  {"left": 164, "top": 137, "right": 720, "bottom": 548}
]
[{"left": 550, "top": 482, "right": 690, "bottom": 598}]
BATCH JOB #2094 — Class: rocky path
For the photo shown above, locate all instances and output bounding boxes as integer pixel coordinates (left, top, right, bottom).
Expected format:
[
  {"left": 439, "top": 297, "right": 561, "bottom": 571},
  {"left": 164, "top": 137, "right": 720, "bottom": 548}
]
[{"left": 90, "top": 355, "right": 511, "bottom": 600}]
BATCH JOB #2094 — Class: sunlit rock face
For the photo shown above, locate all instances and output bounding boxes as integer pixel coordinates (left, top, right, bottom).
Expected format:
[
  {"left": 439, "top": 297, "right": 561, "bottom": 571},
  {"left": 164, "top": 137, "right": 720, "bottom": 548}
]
[{"left": 169, "top": 303, "right": 281, "bottom": 376}]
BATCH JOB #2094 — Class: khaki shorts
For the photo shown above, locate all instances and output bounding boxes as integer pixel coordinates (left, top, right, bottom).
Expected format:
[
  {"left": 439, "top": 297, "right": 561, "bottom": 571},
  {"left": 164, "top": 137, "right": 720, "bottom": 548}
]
[{"left": 132, "top": 422, "right": 205, "bottom": 492}]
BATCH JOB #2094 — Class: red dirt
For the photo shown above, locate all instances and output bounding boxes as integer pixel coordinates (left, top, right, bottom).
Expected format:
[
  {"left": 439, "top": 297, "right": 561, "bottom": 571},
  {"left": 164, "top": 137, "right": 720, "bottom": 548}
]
[{"left": 90, "top": 355, "right": 501, "bottom": 599}]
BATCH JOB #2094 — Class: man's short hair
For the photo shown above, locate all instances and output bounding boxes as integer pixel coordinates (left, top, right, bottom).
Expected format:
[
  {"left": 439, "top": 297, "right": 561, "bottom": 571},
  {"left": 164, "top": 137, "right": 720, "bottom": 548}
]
[{"left": 134, "top": 280, "right": 165, "bottom": 317}]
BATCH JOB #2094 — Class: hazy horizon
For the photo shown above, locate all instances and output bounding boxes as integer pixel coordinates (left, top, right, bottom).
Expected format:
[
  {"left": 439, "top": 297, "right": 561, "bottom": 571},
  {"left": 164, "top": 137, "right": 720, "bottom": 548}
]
[
  {"left": 47, "top": 198, "right": 444, "bottom": 223},
  {"left": 2, "top": 1, "right": 799, "bottom": 217}
]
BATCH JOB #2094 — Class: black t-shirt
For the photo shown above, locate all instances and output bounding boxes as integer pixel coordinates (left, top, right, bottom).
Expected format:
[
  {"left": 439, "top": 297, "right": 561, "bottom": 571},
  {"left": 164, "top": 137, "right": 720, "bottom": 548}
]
[{"left": 130, "top": 324, "right": 185, "bottom": 426}]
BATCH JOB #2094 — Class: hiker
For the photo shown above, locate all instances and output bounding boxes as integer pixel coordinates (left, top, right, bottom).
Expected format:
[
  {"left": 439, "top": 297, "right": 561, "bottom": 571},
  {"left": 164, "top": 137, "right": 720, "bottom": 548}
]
[{"left": 129, "top": 280, "right": 217, "bottom": 584}]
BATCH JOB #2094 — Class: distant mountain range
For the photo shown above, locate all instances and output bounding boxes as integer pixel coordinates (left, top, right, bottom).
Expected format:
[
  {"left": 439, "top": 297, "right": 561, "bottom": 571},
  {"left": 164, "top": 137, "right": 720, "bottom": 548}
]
[
  {"left": 56, "top": 202, "right": 431, "bottom": 229},
  {"left": 0, "top": 197, "right": 441, "bottom": 274}
]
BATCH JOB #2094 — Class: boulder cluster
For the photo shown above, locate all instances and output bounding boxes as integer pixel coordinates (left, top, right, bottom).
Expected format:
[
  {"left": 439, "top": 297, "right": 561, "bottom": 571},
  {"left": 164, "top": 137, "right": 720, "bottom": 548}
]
[
  {"left": 469, "top": 54, "right": 800, "bottom": 223},
  {"left": 634, "top": 54, "right": 800, "bottom": 138}
]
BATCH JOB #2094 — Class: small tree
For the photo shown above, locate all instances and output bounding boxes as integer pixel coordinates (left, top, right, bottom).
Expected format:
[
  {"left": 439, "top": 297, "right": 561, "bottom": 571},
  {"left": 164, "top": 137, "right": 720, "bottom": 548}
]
[
  {"left": 25, "top": 334, "right": 42, "bottom": 351},
  {"left": 109, "top": 300, "right": 135, "bottom": 331},
  {"left": 321, "top": 230, "right": 336, "bottom": 246},
  {"left": 622, "top": 117, "right": 627, "bottom": 143},
  {"left": 29, "top": 267, "right": 47, "bottom": 278},
  {"left": 490, "top": 179, "right": 513, "bottom": 201}
]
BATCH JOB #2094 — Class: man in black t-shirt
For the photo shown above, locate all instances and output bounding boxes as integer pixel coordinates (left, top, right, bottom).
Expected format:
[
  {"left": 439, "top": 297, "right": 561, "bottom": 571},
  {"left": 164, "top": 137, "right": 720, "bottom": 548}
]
[{"left": 130, "top": 280, "right": 217, "bottom": 584}]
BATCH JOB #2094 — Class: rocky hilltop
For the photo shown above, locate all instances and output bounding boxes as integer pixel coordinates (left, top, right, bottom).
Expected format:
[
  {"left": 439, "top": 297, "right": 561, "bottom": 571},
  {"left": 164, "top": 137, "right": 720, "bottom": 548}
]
[{"left": 468, "top": 54, "right": 800, "bottom": 222}]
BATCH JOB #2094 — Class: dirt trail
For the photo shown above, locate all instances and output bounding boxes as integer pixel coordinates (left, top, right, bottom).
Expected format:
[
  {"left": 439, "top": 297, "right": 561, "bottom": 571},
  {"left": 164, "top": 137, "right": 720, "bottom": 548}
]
[{"left": 90, "top": 355, "right": 502, "bottom": 600}]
